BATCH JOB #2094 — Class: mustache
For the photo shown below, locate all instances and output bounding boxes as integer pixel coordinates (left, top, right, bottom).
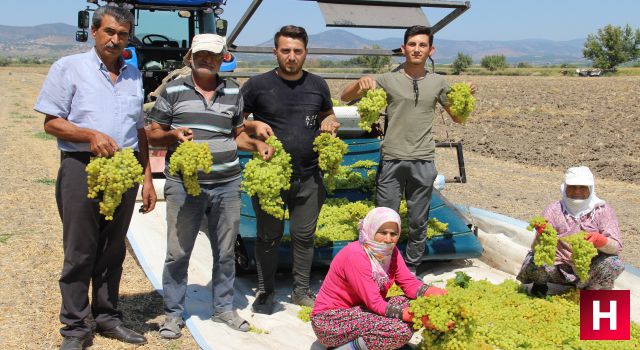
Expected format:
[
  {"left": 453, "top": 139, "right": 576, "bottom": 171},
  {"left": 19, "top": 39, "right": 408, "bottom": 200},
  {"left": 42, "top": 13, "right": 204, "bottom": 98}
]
[{"left": 105, "top": 42, "right": 121, "bottom": 50}]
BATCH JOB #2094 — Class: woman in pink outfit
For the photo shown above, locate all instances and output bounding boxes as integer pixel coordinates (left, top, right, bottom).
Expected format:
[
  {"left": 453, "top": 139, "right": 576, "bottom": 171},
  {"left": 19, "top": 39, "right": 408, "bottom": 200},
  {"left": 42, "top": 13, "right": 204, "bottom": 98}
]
[
  {"left": 517, "top": 166, "right": 625, "bottom": 296},
  {"left": 311, "top": 207, "right": 448, "bottom": 350}
]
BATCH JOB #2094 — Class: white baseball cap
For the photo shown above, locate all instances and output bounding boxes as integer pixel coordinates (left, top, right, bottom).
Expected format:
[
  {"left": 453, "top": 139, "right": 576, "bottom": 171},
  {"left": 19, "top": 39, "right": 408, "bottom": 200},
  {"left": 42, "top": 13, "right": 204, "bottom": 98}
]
[
  {"left": 191, "top": 33, "right": 226, "bottom": 54},
  {"left": 563, "top": 166, "right": 594, "bottom": 186}
]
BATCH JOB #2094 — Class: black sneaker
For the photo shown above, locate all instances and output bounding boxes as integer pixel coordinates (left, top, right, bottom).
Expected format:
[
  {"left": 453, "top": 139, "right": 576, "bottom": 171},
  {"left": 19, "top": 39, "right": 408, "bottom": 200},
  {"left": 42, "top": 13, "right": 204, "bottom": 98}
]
[
  {"left": 84, "top": 314, "right": 97, "bottom": 333},
  {"left": 291, "top": 289, "right": 316, "bottom": 307},
  {"left": 60, "top": 336, "right": 86, "bottom": 350},
  {"left": 252, "top": 290, "right": 275, "bottom": 315},
  {"left": 529, "top": 283, "right": 549, "bottom": 297}
]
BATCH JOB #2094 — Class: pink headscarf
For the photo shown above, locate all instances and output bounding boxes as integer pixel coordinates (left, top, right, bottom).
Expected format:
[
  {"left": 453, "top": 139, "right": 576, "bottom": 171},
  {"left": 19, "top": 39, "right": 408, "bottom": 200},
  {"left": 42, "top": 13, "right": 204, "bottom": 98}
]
[{"left": 358, "top": 207, "right": 402, "bottom": 290}]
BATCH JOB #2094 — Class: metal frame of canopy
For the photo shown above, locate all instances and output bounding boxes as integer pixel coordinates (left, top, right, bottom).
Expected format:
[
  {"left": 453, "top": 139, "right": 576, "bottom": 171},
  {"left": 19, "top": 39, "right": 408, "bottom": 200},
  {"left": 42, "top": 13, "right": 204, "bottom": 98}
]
[{"left": 225, "top": 0, "right": 470, "bottom": 77}]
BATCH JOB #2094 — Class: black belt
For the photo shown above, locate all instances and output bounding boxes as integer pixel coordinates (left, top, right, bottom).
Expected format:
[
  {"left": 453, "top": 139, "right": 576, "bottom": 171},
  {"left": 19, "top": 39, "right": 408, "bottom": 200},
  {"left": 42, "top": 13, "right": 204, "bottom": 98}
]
[
  {"left": 61, "top": 150, "right": 140, "bottom": 163},
  {"left": 291, "top": 171, "right": 321, "bottom": 182},
  {"left": 60, "top": 151, "right": 93, "bottom": 163}
]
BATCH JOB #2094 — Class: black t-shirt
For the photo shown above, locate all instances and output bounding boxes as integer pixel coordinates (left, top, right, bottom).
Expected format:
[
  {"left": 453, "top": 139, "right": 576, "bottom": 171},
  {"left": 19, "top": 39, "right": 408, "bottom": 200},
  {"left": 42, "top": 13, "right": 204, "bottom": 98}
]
[{"left": 241, "top": 69, "right": 333, "bottom": 177}]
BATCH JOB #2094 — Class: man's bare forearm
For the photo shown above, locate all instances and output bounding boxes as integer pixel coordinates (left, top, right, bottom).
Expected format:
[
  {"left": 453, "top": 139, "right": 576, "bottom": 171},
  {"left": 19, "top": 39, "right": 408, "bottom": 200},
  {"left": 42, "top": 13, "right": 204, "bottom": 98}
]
[
  {"left": 146, "top": 122, "right": 180, "bottom": 147},
  {"left": 137, "top": 128, "right": 153, "bottom": 183},
  {"left": 44, "top": 115, "right": 96, "bottom": 143},
  {"left": 340, "top": 80, "right": 364, "bottom": 102}
]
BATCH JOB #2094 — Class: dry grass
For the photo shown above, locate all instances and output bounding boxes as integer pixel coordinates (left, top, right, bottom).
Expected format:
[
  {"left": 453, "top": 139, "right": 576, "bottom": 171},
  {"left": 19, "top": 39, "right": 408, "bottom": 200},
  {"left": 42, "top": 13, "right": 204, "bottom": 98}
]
[{"left": 0, "top": 67, "right": 199, "bottom": 349}]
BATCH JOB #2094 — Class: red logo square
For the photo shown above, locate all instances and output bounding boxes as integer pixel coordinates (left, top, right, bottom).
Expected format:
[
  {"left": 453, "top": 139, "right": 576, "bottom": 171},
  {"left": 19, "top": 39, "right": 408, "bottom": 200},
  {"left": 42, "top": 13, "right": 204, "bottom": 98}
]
[{"left": 580, "top": 290, "right": 630, "bottom": 340}]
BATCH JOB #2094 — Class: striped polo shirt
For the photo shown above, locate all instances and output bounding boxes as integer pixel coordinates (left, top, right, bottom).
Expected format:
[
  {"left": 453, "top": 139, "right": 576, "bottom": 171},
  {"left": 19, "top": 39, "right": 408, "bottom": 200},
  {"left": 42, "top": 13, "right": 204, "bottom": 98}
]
[{"left": 148, "top": 74, "right": 243, "bottom": 184}]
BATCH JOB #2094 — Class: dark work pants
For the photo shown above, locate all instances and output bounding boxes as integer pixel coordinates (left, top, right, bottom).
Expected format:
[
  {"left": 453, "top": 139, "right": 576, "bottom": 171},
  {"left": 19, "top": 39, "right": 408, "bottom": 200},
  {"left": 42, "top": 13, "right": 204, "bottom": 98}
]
[
  {"left": 55, "top": 152, "right": 138, "bottom": 337},
  {"left": 376, "top": 160, "right": 437, "bottom": 267},
  {"left": 251, "top": 172, "right": 326, "bottom": 294}
]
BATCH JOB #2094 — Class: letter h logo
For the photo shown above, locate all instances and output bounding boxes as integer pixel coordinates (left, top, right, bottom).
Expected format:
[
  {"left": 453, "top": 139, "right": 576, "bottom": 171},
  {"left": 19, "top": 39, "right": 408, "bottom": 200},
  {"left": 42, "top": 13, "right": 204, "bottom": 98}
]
[{"left": 580, "top": 290, "right": 630, "bottom": 340}]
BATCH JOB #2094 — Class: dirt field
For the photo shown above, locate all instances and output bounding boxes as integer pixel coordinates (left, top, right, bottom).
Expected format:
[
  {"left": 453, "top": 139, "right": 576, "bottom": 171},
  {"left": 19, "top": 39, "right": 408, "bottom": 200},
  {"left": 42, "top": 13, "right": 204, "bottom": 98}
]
[{"left": 0, "top": 67, "right": 638, "bottom": 349}]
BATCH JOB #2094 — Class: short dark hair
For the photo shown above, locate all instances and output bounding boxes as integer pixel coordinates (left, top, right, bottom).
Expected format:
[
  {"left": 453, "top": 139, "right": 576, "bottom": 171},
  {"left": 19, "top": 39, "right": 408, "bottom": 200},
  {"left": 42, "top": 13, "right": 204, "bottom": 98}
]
[
  {"left": 274, "top": 25, "right": 308, "bottom": 48},
  {"left": 92, "top": 5, "right": 134, "bottom": 31},
  {"left": 404, "top": 25, "right": 433, "bottom": 46}
]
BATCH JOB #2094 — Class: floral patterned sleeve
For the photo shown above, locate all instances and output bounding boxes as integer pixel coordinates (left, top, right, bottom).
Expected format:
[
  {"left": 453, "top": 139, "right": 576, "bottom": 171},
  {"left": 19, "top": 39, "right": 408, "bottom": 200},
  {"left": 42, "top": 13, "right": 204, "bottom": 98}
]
[
  {"left": 597, "top": 204, "right": 623, "bottom": 253},
  {"left": 541, "top": 202, "right": 563, "bottom": 229}
]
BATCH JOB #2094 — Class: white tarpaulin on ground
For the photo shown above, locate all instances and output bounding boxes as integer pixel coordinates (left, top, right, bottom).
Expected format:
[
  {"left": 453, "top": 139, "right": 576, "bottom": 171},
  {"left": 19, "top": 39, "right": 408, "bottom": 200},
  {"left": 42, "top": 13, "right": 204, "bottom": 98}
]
[{"left": 127, "top": 202, "right": 640, "bottom": 350}]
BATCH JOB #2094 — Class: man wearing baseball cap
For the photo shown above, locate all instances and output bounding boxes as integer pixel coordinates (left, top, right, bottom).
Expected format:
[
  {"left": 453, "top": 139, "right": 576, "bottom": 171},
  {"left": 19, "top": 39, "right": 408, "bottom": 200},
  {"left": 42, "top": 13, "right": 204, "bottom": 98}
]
[
  {"left": 147, "top": 33, "right": 274, "bottom": 337},
  {"left": 516, "top": 166, "right": 625, "bottom": 296}
]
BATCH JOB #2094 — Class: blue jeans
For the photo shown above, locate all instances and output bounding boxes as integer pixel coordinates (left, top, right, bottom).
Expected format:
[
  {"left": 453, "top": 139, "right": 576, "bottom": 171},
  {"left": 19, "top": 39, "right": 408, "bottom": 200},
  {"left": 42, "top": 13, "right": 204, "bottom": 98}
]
[{"left": 162, "top": 178, "right": 241, "bottom": 316}]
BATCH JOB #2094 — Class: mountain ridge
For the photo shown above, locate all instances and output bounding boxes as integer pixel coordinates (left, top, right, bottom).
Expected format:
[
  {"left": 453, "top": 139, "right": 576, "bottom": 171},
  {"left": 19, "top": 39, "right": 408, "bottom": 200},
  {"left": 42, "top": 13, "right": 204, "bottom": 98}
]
[{"left": 0, "top": 24, "right": 586, "bottom": 64}]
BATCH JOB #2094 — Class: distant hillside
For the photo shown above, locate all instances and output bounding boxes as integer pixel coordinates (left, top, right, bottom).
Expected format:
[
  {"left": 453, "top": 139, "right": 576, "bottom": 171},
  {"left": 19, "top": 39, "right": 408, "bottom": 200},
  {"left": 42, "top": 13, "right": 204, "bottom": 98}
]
[
  {"left": 0, "top": 24, "right": 587, "bottom": 65},
  {"left": 256, "top": 29, "right": 587, "bottom": 65},
  {"left": 0, "top": 23, "right": 92, "bottom": 58}
]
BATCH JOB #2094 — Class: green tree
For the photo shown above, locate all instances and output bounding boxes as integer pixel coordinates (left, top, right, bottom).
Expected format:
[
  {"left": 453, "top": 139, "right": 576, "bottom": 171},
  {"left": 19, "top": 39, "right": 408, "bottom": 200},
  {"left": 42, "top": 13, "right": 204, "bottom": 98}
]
[
  {"left": 451, "top": 52, "right": 473, "bottom": 75},
  {"left": 480, "top": 55, "right": 508, "bottom": 71},
  {"left": 349, "top": 45, "right": 392, "bottom": 73},
  {"left": 0, "top": 57, "right": 10, "bottom": 67},
  {"left": 583, "top": 24, "right": 640, "bottom": 69}
]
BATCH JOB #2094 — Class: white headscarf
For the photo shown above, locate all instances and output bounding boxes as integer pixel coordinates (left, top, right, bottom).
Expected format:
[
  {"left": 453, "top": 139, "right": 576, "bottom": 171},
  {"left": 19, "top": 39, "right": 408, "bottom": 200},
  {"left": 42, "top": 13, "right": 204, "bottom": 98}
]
[{"left": 560, "top": 166, "right": 605, "bottom": 218}]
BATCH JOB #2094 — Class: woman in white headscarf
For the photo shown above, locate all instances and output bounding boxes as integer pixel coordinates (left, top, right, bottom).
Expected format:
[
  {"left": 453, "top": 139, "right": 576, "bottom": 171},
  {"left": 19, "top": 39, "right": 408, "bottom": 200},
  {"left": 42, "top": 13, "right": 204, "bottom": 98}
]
[
  {"left": 310, "top": 207, "right": 449, "bottom": 350},
  {"left": 517, "top": 166, "right": 625, "bottom": 296}
]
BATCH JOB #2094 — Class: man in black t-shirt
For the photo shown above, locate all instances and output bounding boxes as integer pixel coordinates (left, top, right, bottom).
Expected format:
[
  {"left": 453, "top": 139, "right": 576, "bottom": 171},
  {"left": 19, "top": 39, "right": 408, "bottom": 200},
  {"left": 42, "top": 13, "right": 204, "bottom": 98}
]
[{"left": 242, "top": 25, "right": 340, "bottom": 314}]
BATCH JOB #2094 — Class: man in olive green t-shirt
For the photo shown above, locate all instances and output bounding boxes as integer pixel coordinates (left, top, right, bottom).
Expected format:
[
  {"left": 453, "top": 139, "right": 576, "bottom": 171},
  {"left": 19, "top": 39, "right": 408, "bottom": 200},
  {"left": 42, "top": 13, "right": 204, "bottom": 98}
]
[{"left": 341, "top": 25, "right": 476, "bottom": 273}]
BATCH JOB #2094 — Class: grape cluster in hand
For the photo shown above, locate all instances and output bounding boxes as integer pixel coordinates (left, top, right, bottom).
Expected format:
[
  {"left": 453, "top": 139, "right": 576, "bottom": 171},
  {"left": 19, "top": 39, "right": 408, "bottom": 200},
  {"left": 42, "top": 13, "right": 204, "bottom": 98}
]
[
  {"left": 447, "top": 83, "right": 476, "bottom": 123},
  {"left": 562, "top": 231, "right": 598, "bottom": 281},
  {"left": 313, "top": 133, "right": 348, "bottom": 192},
  {"left": 357, "top": 88, "right": 387, "bottom": 132},
  {"left": 168, "top": 140, "right": 213, "bottom": 196},
  {"left": 242, "top": 136, "right": 292, "bottom": 219},
  {"left": 86, "top": 148, "right": 144, "bottom": 220},
  {"left": 528, "top": 216, "right": 559, "bottom": 266}
]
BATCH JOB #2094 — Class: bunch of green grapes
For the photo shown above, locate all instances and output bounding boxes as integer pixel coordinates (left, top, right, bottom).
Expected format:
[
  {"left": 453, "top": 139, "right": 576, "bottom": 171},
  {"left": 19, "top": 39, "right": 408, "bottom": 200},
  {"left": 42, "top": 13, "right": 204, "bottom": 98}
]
[
  {"left": 414, "top": 277, "right": 640, "bottom": 350},
  {"left": 527, "top": 216, "right": 559, "bottom": 266},
  {"left": 168, "top": 140, "right": 212, "bottom": 196},
  {"left": 248, "top": 325, "right": 270, "bottom": 334},
  {"left": 398, "top": 200, "right": 410, "bottom": 241},
  {"left": 356, "top": 88, "right": 387, "bottom": 132},
  {"left": 331, "top": 98, "right": 344, "bottom": 107},
  {"left": 426, "top": 218, "right": 449, "bottom": 239},
  {"left": 313, "top": 133, "right": 348, "bottom": 192},
  {"left": 331, "top": 165, "right": 377, "bottom": 192},
  {"left": 86, "top": 148, "right": 144, "bottom": 220},
  {"left": 561, "top": 231, "right": 598, "bottom": 281},
  {"left": 242, "top": 136, "right": 292, "bottom": 219},
  {"left": 332, "top": 166, "right": 366, "bottom": 191},
  {"left": 386, "top": 283, "right": 405, "bottom": 298},
  {"left": 349, "top": 160, "right": 377, "bottom": 169},
  {"left": 410, "top": 291, "right": 471, "bottom": 332},
  {"left": 447, "top": 83, "right": 476, "bottom": 123},
  {"left": 398, "top": 201, "right": 448, "bottom": 241},
  {"left": 315, "top": 198, "right": 374, "bottom": 246},
  {"left": 297, "top": 306, "right": 312, "bottom": 322}
]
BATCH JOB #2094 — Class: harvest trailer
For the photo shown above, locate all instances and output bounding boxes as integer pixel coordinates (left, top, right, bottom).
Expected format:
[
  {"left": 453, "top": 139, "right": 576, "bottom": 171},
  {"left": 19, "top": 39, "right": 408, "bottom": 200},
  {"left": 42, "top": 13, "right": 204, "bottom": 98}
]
[{"left": 75, "top": 0, "right": 480, "bottom": 269}]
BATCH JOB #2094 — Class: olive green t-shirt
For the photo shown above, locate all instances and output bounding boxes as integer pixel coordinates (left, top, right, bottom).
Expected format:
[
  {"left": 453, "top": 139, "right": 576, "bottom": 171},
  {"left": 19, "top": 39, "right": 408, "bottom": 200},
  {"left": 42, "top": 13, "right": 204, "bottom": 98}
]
[{"left": 376, "top": 70, "right": 451, "bottom": 161}]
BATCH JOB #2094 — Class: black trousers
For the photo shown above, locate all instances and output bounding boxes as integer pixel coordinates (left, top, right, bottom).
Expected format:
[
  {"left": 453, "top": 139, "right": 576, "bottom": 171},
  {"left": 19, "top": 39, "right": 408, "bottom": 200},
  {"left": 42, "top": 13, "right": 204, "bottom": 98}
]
[
  {"left": 251, "top": 172, "right": 326, "bottom": 294},
  {"left": 55, "top": 152, "right": 138, "bottom": 337}
]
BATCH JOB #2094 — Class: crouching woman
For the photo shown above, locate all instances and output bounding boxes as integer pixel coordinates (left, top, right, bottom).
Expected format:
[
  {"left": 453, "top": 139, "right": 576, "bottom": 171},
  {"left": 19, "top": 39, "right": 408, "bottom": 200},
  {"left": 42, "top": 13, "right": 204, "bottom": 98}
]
[
  {"left": 517, "top": 166, "right": 625, "bottom": 295},
  {"left": 311, "top": 207, "right": 447, "bottom": 350}
]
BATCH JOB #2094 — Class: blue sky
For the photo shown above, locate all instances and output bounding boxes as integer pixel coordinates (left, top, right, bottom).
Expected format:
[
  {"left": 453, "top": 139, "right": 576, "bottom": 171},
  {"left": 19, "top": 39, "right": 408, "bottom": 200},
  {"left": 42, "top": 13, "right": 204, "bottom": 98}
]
[{"left": 1, "top": 0, "right": 639, "bottom": 43}]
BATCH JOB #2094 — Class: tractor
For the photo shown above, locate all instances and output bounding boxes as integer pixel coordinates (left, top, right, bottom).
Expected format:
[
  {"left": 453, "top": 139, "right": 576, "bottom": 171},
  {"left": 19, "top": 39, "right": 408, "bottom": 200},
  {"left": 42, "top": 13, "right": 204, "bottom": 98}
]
[{"left": 75, "top": 0, "right": 237, "bottom": 100}]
